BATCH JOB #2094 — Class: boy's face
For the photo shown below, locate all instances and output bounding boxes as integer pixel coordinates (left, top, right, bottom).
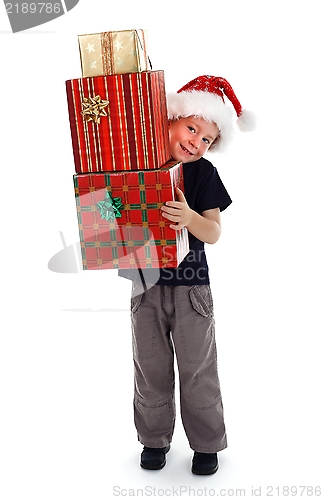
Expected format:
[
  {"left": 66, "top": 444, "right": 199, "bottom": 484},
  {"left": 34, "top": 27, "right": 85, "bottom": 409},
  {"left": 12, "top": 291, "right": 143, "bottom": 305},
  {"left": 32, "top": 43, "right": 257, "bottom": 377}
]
[{"left": 168, "top": 117, "right": 219, "bottom": 163}]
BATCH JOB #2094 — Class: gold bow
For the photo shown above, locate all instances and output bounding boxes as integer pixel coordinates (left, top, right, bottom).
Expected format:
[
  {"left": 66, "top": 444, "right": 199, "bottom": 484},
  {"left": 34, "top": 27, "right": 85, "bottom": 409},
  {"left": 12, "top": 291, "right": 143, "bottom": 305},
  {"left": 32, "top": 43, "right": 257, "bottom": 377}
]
[{"left": 81, "top": 95, "right": 109, "bottom": 124}]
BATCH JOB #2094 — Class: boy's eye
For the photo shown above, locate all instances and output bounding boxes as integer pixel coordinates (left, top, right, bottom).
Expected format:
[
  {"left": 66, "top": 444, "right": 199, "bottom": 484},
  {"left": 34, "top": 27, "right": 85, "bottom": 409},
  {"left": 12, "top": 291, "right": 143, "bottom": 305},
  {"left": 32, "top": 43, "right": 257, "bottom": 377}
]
[
  {"left": 187, "top": 126, "right": 195, "bottom": 133},
  {"left": 202, "top": 138, "right": 210, "bottom": 144}
]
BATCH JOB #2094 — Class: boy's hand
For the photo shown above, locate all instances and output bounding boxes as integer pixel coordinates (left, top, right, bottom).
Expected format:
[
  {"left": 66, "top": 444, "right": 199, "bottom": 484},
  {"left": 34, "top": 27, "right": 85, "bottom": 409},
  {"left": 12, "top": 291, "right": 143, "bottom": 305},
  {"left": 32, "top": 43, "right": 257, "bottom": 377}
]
[{"left": 161, "top": 187, "right": 193, "bottom": 230}]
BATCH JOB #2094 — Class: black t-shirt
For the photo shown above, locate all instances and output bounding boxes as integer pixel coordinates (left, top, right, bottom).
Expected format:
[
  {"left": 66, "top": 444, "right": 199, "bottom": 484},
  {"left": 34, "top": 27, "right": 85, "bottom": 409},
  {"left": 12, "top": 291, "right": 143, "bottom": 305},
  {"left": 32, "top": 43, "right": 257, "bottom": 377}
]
[{"left": 118, "top": 157, "right": 232, "bottom": 286}]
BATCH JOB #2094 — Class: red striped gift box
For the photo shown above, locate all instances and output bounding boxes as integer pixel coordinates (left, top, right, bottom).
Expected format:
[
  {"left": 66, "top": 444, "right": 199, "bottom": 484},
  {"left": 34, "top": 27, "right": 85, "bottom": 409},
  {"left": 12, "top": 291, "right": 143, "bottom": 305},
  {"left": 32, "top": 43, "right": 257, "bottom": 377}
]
[
  {"left": 73, "top": 161, "right": 189, "bottom": 269},
  {"left": 66, "top": 70, "right": 171, "bottom": 173}
]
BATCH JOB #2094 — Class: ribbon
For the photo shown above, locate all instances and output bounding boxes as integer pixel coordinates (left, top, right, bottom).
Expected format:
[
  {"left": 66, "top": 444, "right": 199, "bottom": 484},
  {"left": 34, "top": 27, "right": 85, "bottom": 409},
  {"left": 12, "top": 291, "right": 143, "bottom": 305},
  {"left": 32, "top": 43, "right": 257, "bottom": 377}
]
[
  {"left": 134, "top": 30, "right": 152, "bottom": 70},
  {"left": 81, "top": 95, "right": 109, "bottom": 124},
  {"left": 97, "top": 191, "right": 123, "bottom": 221}
]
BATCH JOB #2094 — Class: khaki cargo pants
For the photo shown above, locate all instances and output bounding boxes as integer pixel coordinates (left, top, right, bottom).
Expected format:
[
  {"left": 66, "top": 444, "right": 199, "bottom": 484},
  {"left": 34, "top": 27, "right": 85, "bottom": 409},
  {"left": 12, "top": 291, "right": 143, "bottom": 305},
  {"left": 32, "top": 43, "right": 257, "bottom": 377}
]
[{"left": 130, "top": 282, "right": 227, "bottom": 453}]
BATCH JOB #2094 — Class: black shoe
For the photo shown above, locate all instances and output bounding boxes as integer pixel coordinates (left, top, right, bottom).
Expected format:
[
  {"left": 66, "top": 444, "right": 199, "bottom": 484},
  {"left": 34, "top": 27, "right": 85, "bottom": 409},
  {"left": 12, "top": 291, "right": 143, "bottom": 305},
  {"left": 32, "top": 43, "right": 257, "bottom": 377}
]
[
  {"left": 140, "top": 444, "right": 171, "bottom": 470},
  {"left": 191, "top": 452, "right": 219, "bottom": 475}
]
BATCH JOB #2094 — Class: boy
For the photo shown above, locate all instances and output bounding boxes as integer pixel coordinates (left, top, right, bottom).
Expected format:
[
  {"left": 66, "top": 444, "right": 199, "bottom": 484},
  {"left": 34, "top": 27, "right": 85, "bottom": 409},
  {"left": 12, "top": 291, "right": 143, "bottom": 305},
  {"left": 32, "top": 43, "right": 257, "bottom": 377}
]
[{"left": 118, "top": 75, "right": 255, "bottom": 474}]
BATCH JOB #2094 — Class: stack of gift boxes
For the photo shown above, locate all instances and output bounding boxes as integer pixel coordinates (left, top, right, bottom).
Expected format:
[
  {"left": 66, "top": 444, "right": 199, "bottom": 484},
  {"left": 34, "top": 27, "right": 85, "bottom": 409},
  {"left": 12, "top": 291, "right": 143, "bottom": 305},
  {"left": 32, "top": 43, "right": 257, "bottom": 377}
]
[{"left": 65, "top": 29, "right": 189, "bottom": 270}]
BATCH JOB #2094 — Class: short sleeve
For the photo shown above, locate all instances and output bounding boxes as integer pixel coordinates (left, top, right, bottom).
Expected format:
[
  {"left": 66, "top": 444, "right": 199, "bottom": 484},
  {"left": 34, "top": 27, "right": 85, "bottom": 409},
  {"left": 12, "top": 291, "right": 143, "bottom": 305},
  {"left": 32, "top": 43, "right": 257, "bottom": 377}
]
[{"left": 195, "top": 161, "right": 232, "bottom": 213}]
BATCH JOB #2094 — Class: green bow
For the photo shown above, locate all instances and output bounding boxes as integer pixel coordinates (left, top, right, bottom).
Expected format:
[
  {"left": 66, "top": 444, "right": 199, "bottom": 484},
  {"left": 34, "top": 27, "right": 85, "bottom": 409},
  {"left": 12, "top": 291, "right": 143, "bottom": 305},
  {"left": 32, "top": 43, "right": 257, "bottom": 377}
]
[{"left": 97, "top": 191, "right": 123, "bottom": 221}]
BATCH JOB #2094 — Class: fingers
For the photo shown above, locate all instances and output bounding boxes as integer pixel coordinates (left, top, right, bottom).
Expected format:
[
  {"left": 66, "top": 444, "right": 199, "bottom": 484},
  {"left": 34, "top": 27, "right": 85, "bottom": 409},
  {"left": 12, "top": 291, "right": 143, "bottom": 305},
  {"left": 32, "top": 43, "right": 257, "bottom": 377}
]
[
  {"left": 175, "top": 187, "right": 185, "bottom": 201},
  {"left": 161, "top": 201, "right": 186, "bottom": 228},
  {"left": 161, "top": 205, "right": 182, "bottom": 217},
  {"left": 164, "top": 201, "right": 183, "bottom": 209},
  {"left": 170, "top": 223, "right": 184, "bottom": 231},
  {"left": 162, "top": 211, "right": 181, "bottom": 222}
]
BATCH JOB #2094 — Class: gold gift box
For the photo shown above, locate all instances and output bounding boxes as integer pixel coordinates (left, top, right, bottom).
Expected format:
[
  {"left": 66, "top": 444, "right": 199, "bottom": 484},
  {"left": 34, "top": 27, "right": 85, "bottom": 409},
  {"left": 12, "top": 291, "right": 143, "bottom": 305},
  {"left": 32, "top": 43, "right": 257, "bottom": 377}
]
[{"left": 78, "top": 29, "right": 151, "bottom": 77}]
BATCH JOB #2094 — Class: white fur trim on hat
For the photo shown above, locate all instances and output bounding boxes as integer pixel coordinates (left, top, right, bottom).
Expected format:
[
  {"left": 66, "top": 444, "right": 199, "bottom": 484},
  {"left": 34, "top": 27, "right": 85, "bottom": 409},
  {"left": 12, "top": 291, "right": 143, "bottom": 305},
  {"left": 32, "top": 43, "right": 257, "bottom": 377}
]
[{"left": 167, "top": 90, "right": 235, "bottom": 152}]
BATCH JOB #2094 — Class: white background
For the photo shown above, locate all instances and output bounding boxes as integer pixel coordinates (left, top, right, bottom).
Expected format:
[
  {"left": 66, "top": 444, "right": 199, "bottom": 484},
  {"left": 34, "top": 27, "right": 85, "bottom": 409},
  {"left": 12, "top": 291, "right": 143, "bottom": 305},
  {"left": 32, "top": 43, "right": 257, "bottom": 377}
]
[{"left": 1, "top": 1, "right": 322, "bottom": 498}]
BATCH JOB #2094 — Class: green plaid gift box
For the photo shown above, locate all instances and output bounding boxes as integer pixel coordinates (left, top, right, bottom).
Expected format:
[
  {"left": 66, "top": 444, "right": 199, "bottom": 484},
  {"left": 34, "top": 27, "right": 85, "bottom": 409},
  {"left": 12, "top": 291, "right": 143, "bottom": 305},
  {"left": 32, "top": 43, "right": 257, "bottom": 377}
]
[{"left": 73, "top": 160, "right": 189, "bottom": 269}]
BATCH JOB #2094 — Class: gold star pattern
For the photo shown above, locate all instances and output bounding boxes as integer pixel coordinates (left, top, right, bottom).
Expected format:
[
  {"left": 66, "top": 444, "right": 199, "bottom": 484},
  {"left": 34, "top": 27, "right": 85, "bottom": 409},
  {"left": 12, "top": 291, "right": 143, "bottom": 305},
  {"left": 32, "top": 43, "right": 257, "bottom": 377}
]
[
  {"left": 81, "top": 95, "right": 109, "bottom": 124},
  {"left": 85, "top": 43, "right": 95, "bottom": 53},
  {"left": 89, "top": 60, "right": 97, "bottom": 69},
  {"left": 115, "top": 57, "right": 125, "bottom": 66},
  {"left": 114, "top": 39, "right": 124, "bottom": 51}
]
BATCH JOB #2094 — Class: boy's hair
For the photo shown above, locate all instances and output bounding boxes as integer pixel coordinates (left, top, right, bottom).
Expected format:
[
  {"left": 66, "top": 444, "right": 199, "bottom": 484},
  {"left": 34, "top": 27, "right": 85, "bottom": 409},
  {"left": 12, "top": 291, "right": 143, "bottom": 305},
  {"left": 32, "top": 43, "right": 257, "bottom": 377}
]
[{"left": 167, "top": 76, "right": 255, "bottom": 152}]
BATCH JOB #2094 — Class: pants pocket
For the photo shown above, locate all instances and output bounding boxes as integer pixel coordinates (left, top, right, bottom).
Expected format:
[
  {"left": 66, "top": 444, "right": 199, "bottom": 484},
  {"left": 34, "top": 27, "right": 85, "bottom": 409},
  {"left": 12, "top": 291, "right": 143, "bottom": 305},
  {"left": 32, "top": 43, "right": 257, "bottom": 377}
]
[
  {"left": 131, "top": 281, "right": 144, "bottom": 313},
  {"left": 135, "top": 395, "right": 174, "bottom": 419},
  {"left": 131, "top": 293, "right": 143, "bottom": 314},
  {"left": 189, "top": 285, "right": 214, "bottom": 317},
  {"left": 131, "top": 286, "right": 156, "bottom": 359},
  {"left": 179, "top": 285, "right": 216, "bottom": 364}
]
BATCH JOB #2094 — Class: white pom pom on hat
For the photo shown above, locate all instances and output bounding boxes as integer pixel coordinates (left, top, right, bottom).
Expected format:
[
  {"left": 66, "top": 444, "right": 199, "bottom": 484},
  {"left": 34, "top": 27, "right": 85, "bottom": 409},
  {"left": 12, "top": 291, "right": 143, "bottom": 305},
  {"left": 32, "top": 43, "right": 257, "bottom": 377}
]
[
  {"left": 236, "top": 108, "right": 257, "bottom": 132},
  {"left": 167, "top": 75, "right": 256, "bottom": 151}
]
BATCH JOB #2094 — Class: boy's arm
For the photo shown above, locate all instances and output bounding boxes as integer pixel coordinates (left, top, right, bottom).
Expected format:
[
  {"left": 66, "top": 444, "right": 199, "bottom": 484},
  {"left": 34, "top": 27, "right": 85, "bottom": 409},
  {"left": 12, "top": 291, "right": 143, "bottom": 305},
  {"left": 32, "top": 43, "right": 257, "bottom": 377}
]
[
  {"left": 187, "top": 207, "right": 221, "bottom": 245},
  {"left": 161, "top": 187, "right": 221, "bottom": 245}
]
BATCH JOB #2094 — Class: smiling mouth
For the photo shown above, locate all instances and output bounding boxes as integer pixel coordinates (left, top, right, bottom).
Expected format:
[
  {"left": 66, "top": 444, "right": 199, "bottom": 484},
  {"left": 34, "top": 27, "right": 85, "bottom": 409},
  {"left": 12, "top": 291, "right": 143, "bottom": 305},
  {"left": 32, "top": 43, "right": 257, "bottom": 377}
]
[{"left": 180, "top": 144, "right": 194, "bottom": 156}]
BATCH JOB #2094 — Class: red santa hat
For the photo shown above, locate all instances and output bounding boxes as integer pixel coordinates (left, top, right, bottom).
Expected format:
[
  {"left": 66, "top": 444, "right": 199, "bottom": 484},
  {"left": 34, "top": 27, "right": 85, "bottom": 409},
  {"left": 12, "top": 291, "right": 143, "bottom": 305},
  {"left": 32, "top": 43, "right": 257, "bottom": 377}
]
[{"left": 167, "top": 75, "right": 256, "bottom": 151}]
